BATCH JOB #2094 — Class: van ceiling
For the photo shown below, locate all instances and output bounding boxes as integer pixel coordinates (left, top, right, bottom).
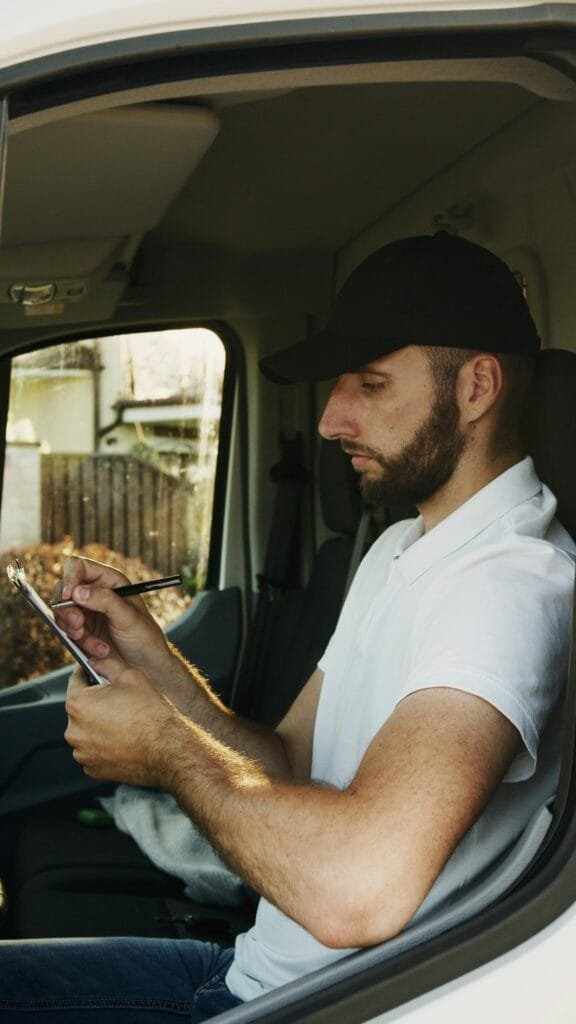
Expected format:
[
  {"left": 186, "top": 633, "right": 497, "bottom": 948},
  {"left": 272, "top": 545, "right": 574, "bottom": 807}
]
[
  {"left": 154, "top": 83, "right": 536, "bottom": 251},
  {"left": 0, "top": 62, "right": 573, "bottom": 343}
]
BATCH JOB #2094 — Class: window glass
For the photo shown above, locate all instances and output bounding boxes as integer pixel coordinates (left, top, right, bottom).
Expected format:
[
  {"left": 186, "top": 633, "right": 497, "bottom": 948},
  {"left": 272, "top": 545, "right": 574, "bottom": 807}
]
[{"left": 0, "top": 327, "right": 226, "bottom": 689}]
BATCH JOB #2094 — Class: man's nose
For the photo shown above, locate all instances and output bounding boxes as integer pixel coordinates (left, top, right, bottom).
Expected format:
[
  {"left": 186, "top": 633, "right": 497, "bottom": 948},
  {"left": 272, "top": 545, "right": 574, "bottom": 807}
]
[{"left": 318, "top": 383, "right": 356, "bottom": 440}]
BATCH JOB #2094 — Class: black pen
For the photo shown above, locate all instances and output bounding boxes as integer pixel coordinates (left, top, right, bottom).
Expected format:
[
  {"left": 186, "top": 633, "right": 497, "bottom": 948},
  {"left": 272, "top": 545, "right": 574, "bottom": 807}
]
[{"left": 51, "top": 574, "right": 183, "bottom": 609}]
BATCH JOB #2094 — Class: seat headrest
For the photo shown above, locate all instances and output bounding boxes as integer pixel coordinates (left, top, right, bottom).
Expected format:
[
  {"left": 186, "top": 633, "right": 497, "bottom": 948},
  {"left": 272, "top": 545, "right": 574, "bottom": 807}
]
[
  {"left": 528, "top": 348, "right": 576, "bottom": 540},
  {"left": 318, "top": 440, "right": 362, "bottom": 536}
]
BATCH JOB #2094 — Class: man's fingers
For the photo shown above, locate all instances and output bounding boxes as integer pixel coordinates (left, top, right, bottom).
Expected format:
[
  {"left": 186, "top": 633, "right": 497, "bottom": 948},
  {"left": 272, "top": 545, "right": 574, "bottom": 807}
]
[
  {"left": 61, "top": 555, "right": 129, "bottom": 601},
  {"left": 61, "top": 555, "right": 91, "bottom": 601},
  {"left": 67, "top": 581, "right": 147, "bottom": 634},
  {"left": 79, "top": 634, "right": 111, "bottom": 659},
  {"left": 70, "top": 583, "right": 142, "bottom": 631},
  {"left": 56, "top": 560, "right": 170, "bottom": 685},
  {"left": 55, "top": 605, "right": 86, "bottom": 636}
]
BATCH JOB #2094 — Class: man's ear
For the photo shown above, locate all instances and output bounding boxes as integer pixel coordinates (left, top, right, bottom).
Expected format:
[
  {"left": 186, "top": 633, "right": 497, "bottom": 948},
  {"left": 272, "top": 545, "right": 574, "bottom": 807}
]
[{"left": 457, "top": 354, "right": 503, "bottom": 425}]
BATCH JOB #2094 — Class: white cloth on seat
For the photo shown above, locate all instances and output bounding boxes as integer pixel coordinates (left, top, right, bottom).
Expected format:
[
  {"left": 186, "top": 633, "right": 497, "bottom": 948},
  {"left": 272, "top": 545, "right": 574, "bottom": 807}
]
[{"left": 100, "top": 785, "right": 246, "bottom": 907}]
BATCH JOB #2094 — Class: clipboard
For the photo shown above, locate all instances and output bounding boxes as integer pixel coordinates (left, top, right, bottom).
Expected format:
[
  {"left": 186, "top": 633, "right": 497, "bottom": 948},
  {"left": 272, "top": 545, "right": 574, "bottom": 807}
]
[{"left": 7, "top": 560, "right": 107, "bottom": 686}]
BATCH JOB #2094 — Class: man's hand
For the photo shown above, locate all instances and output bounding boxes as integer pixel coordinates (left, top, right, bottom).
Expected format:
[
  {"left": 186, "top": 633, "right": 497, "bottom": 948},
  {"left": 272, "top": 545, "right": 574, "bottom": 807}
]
[
  {"left": 64, "top": 655, "right": 176, "bottom": 786},
  {"left": 54, "top": 555, "right": 176, "bottom": 687},
  {"left": 56, "top": 557, "right": 299, "bottom": 779}
]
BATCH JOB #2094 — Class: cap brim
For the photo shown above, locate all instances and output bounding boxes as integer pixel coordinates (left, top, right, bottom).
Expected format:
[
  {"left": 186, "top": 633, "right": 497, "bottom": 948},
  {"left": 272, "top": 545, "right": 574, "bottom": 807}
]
[
  {"left": 259, "top": 331, "right": 334, "bottom": 383},
  {"left": 259, "top": 330, "right": 404, "bottom": 384}
]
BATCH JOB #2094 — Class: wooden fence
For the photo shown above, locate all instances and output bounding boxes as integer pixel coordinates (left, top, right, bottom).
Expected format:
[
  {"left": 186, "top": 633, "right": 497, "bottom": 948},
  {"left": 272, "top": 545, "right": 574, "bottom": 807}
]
[{"left": 41, "top": 453, "right": 193, "bottom": 574}]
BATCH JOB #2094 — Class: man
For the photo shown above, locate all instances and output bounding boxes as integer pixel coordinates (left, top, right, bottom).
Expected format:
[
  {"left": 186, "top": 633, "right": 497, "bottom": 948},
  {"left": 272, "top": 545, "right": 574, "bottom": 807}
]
[{"left": 1, "top": 232, "right": 574, "bottom": 1022}]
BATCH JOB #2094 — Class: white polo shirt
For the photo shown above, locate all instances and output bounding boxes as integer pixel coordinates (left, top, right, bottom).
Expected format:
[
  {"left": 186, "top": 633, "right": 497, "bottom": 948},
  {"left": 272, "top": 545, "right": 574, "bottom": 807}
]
[{"left": 227, "top": 457, "right": 575, "bottom": 1001}]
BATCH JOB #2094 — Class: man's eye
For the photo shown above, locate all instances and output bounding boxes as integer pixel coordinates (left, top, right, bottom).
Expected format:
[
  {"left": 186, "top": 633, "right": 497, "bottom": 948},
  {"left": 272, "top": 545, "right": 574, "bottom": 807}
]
[{"left": 361, "top": 381, "right": 385, "bottom": 392}]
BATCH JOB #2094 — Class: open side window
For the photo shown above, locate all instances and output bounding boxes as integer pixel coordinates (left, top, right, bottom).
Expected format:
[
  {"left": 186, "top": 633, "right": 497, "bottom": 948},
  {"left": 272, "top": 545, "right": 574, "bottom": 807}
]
[{"left": 0, "top": 326, "right": 230, "bottom": 691}]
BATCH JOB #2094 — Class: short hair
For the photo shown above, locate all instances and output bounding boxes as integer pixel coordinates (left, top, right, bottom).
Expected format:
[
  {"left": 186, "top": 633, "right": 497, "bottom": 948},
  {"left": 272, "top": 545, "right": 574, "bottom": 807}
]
[{"left": 423, "top": 346, "right": 535, "bottom": 457}]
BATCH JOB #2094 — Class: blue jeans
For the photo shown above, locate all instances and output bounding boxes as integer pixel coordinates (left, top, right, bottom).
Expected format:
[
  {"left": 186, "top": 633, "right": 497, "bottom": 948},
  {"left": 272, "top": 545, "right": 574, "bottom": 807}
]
[{"left": 0, "top": 936, "right": 243, "bottom": 1022}]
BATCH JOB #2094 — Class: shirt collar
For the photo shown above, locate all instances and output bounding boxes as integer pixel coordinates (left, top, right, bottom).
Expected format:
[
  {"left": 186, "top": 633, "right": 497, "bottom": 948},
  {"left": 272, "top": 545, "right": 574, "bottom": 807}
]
[{"left": 392, "top": 457, "right": 543, "bottom": 584}]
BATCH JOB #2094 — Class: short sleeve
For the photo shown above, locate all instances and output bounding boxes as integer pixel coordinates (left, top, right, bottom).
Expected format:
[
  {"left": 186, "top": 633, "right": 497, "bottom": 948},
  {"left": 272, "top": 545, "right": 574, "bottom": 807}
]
[{"left": 403, "top": 540, "right": 574, "bottom": 782}]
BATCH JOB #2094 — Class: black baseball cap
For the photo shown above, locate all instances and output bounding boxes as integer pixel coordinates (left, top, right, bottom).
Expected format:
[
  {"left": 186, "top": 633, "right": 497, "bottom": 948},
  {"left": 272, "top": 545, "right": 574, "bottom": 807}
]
[{"left": 260, "top": 232, "right": 541, "bottom": 383}]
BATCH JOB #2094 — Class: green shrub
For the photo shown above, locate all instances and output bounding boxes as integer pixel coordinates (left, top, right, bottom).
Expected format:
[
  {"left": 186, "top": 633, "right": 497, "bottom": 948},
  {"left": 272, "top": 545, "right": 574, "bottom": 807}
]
[{"left": 0, "top": 537, "right": 191, "bottom": 689}]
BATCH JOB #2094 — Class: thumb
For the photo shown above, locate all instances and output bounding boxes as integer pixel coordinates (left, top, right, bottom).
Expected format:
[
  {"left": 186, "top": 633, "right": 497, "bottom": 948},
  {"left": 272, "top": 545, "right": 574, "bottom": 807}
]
[{"left": 71, "top": 583, "right": 143, "bottom": 632}]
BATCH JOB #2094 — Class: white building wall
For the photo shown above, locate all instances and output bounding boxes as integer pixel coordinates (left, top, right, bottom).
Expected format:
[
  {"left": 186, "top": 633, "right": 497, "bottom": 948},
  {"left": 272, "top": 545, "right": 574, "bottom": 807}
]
[
  {"left": 9, "top": 372, "right": 94, "bottom": 454},
  {"left": 0, "top": 443, "right": 42, "bottom": 550}
]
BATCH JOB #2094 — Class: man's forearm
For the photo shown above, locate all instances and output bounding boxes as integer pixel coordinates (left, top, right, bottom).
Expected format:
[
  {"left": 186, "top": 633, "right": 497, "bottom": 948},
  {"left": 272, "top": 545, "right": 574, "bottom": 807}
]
[
  {"left": 156, "top": 706, "right": 354, "bottom": 941},
  {"left": 157, "top": 644, "right": 294, "bottom": 778}
]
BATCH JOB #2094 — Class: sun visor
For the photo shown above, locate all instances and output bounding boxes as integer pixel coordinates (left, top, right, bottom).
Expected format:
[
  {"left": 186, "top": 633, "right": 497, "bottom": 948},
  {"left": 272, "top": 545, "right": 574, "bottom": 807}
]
[{"left": 0, "top": 104, "right": 220, "bottom": 325}]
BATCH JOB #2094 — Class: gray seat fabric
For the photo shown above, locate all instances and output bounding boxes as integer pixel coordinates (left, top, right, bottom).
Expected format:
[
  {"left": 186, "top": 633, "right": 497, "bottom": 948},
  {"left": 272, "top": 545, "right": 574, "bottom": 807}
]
[
  {"left": 235, "top": 439, "right": 367, "bottom": 725},
  {"left": 529, "top": 348, "right": 576, "bottom": 538}
]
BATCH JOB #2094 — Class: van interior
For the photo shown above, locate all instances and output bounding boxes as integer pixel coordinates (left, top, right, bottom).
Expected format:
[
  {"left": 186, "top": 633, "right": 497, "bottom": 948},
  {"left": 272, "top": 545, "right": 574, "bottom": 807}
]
[{"left": 1, "top": 20, "right": 576, "bottom": 1022}]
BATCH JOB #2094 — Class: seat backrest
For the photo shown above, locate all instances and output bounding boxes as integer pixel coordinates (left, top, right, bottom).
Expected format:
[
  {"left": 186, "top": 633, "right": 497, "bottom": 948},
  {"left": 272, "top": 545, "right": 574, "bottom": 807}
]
[
  {"left": 317, "top": 435, "right": 363, "bottom": 538},
  {"left": 528, "top": 348, "right": 576, "bottom": 539},
  {"left": 237, "top": 440, "right": 366, "bottom": 725}
]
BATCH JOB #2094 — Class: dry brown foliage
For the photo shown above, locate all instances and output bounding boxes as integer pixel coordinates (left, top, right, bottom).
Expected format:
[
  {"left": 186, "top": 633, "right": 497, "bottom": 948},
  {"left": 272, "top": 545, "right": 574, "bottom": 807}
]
[{"left": 0, "top": 537, "right": 192, "bottom": 689}]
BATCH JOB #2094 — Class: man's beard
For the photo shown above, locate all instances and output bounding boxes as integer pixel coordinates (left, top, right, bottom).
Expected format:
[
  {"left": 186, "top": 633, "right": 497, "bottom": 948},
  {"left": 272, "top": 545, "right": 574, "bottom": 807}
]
[{"left": 343, "top": 386, "right": 467, "bottom": 508}]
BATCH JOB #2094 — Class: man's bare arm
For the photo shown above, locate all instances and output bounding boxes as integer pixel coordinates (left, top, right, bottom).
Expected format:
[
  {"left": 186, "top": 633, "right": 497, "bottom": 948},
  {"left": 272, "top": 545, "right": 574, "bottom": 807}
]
[
  {"left": 275, "top": 667, "right": 323, "bottom": 778},
  {"left": 66, "top": 665, "right": 519, "bottom": 949},
  {"left": 57, "top": 559, "right": 321, "bottom": 778},
  {"left": 165, "top": 657, "right": 323, "bottom": 779}
]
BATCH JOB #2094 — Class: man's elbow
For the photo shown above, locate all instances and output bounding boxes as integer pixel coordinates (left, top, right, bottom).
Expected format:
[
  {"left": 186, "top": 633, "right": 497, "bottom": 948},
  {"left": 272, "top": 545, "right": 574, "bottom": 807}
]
[{"left": 303, "top": 893, "right": 414, "bottom": 950}]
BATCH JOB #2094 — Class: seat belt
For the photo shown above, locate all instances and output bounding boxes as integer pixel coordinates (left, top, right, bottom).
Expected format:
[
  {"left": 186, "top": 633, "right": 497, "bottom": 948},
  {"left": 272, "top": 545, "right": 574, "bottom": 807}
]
[
  {"left": 515, "top": 562, "right": 576, "bottom": 884},
  {"left": 550, "top": 567, "right": 576, "bottom": 823},
  {"left": 256, "top": 433, "right": 310, "bottom": 600}
]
